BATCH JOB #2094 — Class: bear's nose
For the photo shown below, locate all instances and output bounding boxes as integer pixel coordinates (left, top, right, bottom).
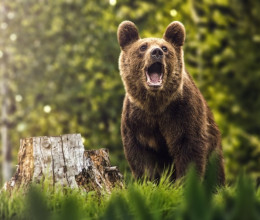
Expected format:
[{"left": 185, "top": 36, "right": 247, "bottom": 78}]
[{"left": 151, "top": 48, "right": 163, "bottom": 59}]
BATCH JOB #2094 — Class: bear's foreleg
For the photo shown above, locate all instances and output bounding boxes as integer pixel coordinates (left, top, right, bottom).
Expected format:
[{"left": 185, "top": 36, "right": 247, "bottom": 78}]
[
  {"left": 171, "top": 138, "right": 207, "bottom": 180},
  {"left": 122, "top": 125, "right": 168, "bottom": 181}
]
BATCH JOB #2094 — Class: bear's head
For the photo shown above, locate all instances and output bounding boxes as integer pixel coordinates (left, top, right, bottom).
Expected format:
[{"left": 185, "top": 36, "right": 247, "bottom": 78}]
[{"left": 118, "top": 21, "right": 186, "bottom": 113}]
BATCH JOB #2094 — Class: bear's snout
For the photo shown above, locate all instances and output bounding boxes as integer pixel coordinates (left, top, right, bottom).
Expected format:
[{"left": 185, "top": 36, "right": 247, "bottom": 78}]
[{"left": 151, "top": 48, "right": 163, "bottom": 60}]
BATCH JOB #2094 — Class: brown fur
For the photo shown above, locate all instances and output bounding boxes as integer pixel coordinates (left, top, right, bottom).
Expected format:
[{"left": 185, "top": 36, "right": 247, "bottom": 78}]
[{"left": 117, "top": 21, "right": 225, "bottom": 185}]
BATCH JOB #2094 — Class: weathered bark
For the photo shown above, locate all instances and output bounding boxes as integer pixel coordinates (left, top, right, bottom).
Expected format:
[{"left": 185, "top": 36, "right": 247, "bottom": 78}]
[{"left": 3, "top": 134, "right": 124, "bottom": 193}]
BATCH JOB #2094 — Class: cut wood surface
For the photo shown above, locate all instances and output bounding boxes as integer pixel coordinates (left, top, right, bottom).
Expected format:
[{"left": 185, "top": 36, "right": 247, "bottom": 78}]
[{"left": 4, "top": 134, "right": 124, "bottom": 193}]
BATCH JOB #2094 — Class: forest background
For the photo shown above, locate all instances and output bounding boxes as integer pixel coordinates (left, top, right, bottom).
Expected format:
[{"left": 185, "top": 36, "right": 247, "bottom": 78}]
[{"left": 0, "top": 0, "right": 260, "bottom": 184}]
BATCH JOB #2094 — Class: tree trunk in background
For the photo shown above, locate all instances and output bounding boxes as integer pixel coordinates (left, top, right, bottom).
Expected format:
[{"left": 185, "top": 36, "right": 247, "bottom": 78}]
[
  {"left": 1, "top": 59, "right": 12, "bottom": 183},
  {"left": 3, "top": 134, "right": 124, "bottom": 193},
  {"left": 0, "top": 3, "right": 12, "bottom": 184}
]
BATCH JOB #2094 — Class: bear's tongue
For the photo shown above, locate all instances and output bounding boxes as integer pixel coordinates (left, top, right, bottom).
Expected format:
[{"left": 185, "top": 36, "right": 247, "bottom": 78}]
[
  {"left": 149, "top": 72, "right": 161, "bottom": 83},
  {"left": 146, "top": 62, "right": 163, "bottom": 87}
]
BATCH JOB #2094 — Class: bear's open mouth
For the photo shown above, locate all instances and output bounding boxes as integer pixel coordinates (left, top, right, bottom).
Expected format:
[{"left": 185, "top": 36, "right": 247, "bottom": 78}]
[{"left": 146, "top": 62, "right": 163, "bottom": 87}]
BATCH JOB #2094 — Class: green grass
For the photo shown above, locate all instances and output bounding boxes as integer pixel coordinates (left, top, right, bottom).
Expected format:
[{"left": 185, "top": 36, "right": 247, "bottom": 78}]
[{"left": 1, "top": 167, "right": 260, "bottom": 220}]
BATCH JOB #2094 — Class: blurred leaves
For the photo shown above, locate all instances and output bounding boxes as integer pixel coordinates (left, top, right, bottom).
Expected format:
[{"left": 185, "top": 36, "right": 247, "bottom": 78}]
[{"left": 0, "top": 0, "right": 260, "bottom": 182}]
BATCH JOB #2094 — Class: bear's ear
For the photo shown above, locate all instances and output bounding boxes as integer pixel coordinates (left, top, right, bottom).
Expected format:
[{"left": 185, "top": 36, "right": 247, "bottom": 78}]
[
  {"left": 117, "top": 21, "right": 140, "bottom": 50},
  {"left": 163, "top": 21, "right": 185, "bottom": 46}
]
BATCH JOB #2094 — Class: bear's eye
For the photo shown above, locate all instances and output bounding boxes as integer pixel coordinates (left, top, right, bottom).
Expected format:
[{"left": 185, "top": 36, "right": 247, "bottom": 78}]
[
  {"left": 162, "top": 46, "right": 168, "bottom": 52},
  {"left": 140, "top": 45, "right": 147, "bottom": 51}
]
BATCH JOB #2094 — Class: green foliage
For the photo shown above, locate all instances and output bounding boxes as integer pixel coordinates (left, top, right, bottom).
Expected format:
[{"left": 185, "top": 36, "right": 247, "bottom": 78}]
[
  {"left": 1, "top": 0, "right": 260, "bottom": 183},
  {"left": 1, "top": 165, "right": 260, "bottom": 220},
  {"left": 25, "top": 187, "right": 51, "bottom": 220}
]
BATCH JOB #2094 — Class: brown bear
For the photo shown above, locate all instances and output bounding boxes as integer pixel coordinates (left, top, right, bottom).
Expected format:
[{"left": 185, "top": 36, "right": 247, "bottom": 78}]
[{"left": 117, "top": 20, "right": 225, "bottom": 185}]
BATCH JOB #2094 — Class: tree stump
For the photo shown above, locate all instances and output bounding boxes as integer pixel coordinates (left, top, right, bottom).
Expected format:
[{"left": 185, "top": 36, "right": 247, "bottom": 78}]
[{"left": 3, "top": 134, "right": 124, "bottom": 193}]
